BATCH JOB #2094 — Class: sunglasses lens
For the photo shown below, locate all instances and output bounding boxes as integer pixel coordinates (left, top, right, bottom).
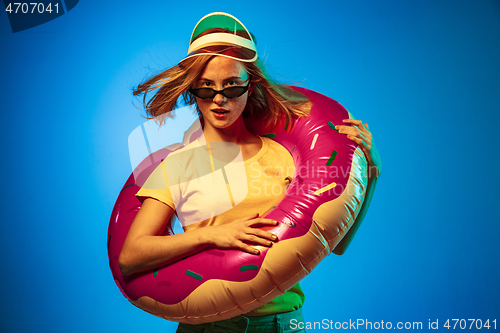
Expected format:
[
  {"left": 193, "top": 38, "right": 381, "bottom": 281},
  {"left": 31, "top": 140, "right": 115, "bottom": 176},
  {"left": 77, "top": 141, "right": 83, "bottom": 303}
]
[
  {"left": 190, "top": 82, "right": 249, "bottom": 99},
  {"left": 192, "top": 88, "right": 215, "bottom": 99},
  {"left": 223, "top": 87, "right": 246, "bottom": 98}
]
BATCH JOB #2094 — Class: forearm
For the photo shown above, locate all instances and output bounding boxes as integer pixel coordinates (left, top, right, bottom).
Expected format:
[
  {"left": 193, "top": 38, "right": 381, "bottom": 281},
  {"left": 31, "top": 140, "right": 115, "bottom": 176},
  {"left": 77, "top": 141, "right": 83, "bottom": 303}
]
[
  {"left": 119, "top": 229, "right": 210, "bottom": 276},
  {"left": 118, "top": 198, "right": 215, "bottom": 276},
  {"left": 118, "top": 200, "right": 279, "bottom": 275}
]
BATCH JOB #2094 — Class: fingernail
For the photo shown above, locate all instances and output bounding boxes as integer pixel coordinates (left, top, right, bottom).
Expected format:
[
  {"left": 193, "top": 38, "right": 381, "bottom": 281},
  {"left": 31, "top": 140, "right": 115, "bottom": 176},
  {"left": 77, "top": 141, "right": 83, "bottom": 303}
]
[{"left": 272, "top": 235, "right": 278, "bottom": 240}]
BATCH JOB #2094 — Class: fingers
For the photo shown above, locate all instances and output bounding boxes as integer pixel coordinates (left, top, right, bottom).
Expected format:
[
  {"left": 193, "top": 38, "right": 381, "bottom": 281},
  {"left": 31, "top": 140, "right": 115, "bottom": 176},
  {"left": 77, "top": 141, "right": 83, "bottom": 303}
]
[
  {"left": 212, "top": 216, "right": 280, "bottom": 254},
  {"left": 342, "top": 118, "right": 369, "bottom": 133},
  {"left": 246, "top": 246, "right": 261, "bottom": 255},
  {"left": 339, "top": 119, "right": 379, "bottom": 169},
  {"left": 342, "top": 118, "right": 363, "bottom": 127},
  {"left": 246, "top": 218, "right": 278, "bottom": 227},
  {"left": 241, "top": 233, "right": 275, "bottom": 247},
  {"left": 232, "top": 240, "right": 261, "bottom": 255},
  {"left": 335, "top": 118, "right": 373, "bottom": 150},
  {"left": 335, "top": 125, "right": 366, "bottom": 137},
  {"left": 242, "top": 220, "right": 279, "bottom": 244},
  {"left": 240, "top": 219, "right": 279, "bottom": 253},
  {"left": 230, "top": 232, "right": 276, "bottom": 255},
  {"left": 247, "top": 227, "right": 278, "bottom": 241},
  {"left": 336, "top": 125, "right": 370, "bottom": 146},
  {"left": 345, "top": 134, "right": 362, "bottom": 144}
]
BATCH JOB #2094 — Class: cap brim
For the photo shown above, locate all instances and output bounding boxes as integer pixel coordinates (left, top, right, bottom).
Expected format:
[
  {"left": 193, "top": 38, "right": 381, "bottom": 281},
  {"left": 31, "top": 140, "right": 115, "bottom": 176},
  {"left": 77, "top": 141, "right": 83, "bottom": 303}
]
[
  {"left": 184, "top": 12, "right": 258, "bottom": 63},
  {"left": 185, "top": 45, "right": 257, "bottom": 63}
]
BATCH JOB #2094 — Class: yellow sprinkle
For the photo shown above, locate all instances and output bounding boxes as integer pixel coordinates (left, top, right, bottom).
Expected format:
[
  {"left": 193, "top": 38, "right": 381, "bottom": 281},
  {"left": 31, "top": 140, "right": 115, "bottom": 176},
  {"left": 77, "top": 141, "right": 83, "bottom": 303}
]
[
  {"left": 314, "top": 182, "right": 337, "bottom": 195},
  {"left": 310, "top": 133, "right": 319, "bottom": 150}
]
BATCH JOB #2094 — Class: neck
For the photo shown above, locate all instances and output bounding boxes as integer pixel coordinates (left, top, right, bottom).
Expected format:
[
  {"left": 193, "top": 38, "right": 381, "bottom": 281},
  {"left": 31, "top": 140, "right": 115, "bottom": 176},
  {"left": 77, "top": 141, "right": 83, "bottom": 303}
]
[{"left": 202, "top": 117, "right": 257, "bottom": 144}]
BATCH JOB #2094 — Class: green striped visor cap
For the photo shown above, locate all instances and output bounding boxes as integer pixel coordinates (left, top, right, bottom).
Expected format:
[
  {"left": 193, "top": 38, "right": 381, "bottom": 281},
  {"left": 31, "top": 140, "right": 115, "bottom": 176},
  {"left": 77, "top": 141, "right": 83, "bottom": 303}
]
[{"left": 185, "top": 12, "right": 258, "bottom": 62}]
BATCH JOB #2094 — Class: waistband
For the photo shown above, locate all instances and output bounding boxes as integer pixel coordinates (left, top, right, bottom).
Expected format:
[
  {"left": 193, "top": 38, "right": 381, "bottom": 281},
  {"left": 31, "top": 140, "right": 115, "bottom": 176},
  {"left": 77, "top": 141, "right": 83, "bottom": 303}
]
[{"left": 176, "top": 308, "right": 304, "bottom": 333}]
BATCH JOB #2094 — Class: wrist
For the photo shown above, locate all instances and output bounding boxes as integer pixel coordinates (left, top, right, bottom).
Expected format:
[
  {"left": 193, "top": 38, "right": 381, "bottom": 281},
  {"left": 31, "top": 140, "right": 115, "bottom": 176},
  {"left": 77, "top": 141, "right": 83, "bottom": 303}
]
[{"left": 195, "top": 229, "right": 213, "bottom": 248}]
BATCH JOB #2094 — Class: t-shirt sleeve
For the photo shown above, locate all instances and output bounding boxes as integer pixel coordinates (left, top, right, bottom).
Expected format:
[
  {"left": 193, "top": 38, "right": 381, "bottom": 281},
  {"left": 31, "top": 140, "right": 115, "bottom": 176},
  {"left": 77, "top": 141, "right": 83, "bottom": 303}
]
[{"left": 135, "top": 161, "right": 175, "bottom": 209}]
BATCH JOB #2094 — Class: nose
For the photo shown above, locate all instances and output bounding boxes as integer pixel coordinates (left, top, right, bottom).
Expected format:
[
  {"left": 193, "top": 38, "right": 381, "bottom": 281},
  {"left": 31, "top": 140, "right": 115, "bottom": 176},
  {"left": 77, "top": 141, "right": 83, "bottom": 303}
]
[{"left": 213, "top": 91, "right": 227, "bottom": 105}]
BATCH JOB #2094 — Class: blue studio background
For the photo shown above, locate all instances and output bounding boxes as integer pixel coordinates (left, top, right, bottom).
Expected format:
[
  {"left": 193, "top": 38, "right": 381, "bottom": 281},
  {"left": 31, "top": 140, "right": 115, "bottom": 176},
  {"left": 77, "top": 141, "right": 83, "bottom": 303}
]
[{"left": 1, "top": 1, "right": 499, "bottom": 332}]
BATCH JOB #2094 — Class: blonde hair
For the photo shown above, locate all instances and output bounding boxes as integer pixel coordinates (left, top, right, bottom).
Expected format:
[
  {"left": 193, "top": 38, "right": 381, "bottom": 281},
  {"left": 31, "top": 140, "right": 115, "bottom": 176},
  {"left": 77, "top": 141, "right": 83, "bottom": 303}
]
[{"left": 133, "top": 47, "right": 311, "bottom": 135}]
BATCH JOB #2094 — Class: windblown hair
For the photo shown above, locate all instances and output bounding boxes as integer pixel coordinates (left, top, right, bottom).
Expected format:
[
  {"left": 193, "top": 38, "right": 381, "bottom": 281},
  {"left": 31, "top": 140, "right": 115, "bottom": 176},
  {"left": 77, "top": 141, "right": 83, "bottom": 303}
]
[{"left": 133, "top": 46, "right": 311, "bottom": 135}]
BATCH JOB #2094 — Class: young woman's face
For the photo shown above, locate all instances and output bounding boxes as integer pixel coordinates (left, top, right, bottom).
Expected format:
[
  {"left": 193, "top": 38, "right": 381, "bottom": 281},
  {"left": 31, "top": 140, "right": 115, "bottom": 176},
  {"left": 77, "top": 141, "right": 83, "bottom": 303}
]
[{"left": 193, "top": 56, "right": 250, "bottom": 132}]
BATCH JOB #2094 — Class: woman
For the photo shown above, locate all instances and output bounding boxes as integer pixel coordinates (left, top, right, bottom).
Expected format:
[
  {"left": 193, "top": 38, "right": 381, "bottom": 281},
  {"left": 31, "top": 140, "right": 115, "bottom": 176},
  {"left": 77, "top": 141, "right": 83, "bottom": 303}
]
[{"left": 119, "top": 12, "right": 381, "bottom": 333}]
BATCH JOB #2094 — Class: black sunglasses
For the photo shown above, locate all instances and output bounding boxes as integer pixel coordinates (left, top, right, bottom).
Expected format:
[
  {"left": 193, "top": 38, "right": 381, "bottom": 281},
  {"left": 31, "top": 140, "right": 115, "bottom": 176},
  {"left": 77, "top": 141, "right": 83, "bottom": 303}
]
[{"left": 189, "top": 79, "right": 251, "bottom": 100}]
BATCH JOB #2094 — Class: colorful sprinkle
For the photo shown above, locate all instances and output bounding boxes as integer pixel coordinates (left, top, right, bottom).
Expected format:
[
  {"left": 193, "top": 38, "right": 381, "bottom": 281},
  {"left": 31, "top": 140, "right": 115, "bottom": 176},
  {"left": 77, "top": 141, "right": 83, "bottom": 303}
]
[
  {"left": 240, "top": 265, "right": 259, "bottom": 272},
  {"left": 263, "top": 133, "right": 276, "bottom": 138},
  {"left": 153, "top": 268, "right": 158, "bottom": 277},
  {"left": 314, "top": 182, "right": 337, "bottom": 195},
  {"left": 310, "top": 133, "right": 319, "bottom": 150},
  {"left": 185, "top": 270, "right": 203, "bottom": 281},
  {"left": 263, "top": 205, "right": 277, "bottom": 215},
  {"left": 327, "top": 121, "right": 338, "bottom": 132},
  {"left": 326, "top": 150, "right": 337, "bottom": 166}
]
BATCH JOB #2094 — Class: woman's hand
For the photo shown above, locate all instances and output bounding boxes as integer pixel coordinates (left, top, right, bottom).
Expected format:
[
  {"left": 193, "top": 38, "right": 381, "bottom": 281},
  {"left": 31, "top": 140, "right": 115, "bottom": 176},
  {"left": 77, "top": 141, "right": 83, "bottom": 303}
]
[
  {"left": 201, "top": 214, "right": 279, "bottom": 255},
  {"left": 335, "top": 119, "right": 382, "bottom": 178}
]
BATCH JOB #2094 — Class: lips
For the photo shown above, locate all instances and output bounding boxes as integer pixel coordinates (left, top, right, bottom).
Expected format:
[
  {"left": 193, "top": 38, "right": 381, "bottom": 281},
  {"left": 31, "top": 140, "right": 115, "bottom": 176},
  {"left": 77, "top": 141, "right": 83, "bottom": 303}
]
[{"left": 211, "top": 108, "right": 229, "bottom": 114}]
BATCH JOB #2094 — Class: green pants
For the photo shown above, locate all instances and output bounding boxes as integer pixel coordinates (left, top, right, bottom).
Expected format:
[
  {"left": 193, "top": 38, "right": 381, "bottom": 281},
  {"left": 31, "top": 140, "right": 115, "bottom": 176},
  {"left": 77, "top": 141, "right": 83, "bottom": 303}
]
[{"left": 176, "top": 308, "right": 306, "bottom": 333}]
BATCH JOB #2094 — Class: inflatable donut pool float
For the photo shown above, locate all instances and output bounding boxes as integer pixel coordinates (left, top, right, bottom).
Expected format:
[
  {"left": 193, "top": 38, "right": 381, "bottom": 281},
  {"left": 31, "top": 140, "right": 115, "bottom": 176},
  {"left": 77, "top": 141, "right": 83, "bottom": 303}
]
[{"left": 107, "top": 87, "right": 368, "bottom": 324}]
